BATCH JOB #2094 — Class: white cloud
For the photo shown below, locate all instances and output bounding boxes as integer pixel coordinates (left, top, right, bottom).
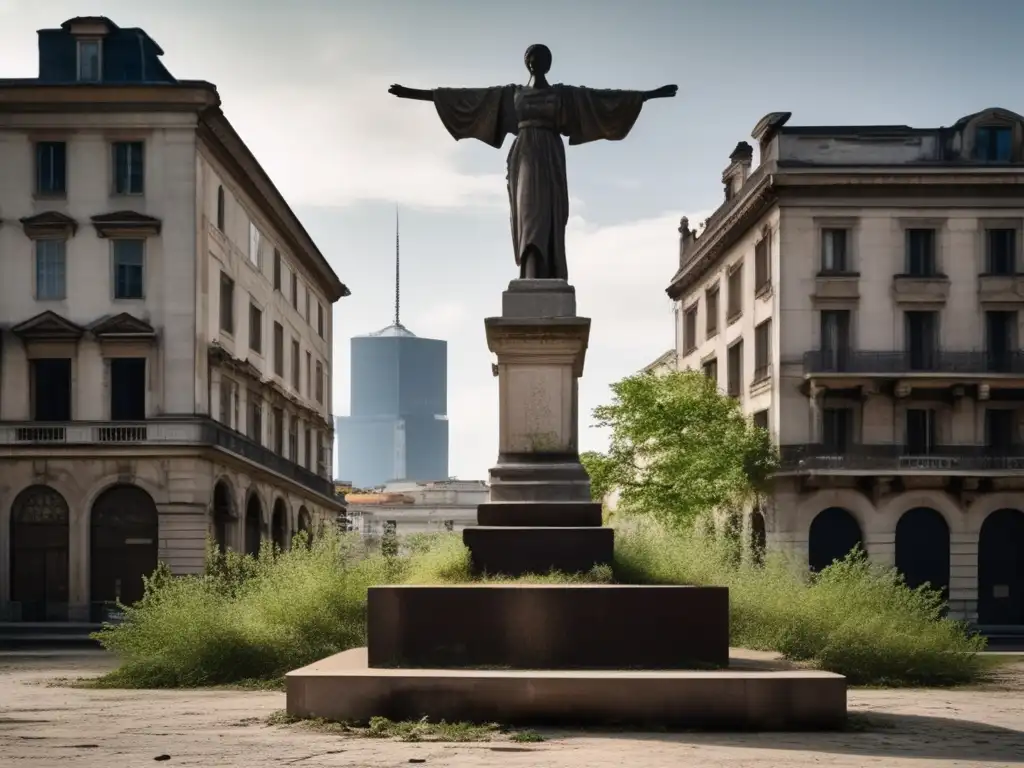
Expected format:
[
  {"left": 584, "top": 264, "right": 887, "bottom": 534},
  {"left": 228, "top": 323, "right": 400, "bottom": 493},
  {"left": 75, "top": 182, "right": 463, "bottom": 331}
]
[{"left": 222, "top": 78, "right": 509, "bottom": 211}]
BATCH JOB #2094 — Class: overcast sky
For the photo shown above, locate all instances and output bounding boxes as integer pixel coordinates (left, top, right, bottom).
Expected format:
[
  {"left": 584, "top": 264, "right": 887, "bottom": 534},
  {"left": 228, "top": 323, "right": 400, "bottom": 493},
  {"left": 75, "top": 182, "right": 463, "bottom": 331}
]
[{"left": 2, "top": 0, "right": 1020, "bottom": 479}]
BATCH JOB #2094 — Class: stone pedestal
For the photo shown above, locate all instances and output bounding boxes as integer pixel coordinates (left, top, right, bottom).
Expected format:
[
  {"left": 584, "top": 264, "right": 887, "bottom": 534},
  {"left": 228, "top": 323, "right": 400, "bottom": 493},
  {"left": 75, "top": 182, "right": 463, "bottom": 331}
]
[
  {"left": 465, "top": 279, "right": 608, "bottom": 576},
  {"left": 284, "top": 279, "right": 847, "bottom": 732}
]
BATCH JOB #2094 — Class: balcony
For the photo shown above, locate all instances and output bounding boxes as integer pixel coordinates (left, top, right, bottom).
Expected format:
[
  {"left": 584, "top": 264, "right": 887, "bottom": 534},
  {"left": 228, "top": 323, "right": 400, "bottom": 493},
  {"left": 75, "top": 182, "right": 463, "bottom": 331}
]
[
  {"left": 978, "top": 274, "right": 1024, "bottom": 305},
  {"left": 812, "top": 272, "right": 860, "bottom": 303},
  {"left": 779, "top": 443, "right": 1024, "bottom": 473},
  {"left": 891, "top": 274, "right": 950, "bottom": 305},
  {"left": 803, "top": 349, "right": 1024, "bottom": 376},
  {"left": 0, "top": 417, "right": 334, "bottom": 498}
]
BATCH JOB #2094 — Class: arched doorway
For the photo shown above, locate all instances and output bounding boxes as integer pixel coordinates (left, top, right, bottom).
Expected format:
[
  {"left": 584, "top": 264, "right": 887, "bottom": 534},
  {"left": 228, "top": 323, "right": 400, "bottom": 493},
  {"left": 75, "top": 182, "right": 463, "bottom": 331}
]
[
  {"left": 294, "top": 506, "right": 312, "bottom": 548},
  {"left": 271, "top": 499, "right": 288, "bottom": 552},
  {"left": 9, "top": 486, "right": 70, "bottom": 622},
  {"left": 808, "top": 507, "right": 864, "bottom": 572},
  {"left": 90, "top": 484, "right": 159, "bottom": 621},
  {"left": 895, "top": 507, "right": 950, "bottom": 602},
  {"left": 244, "top": 492, "right": 263, "bottom": 557},
  {"left": 978, "top": 508, "right": 1024, "bottom": 626},
  {"left": 750, "top": 508, "right": 767, "bottom": 566},
  {"left": 212, "top": 480, "right": 234, "bottom": 554}
]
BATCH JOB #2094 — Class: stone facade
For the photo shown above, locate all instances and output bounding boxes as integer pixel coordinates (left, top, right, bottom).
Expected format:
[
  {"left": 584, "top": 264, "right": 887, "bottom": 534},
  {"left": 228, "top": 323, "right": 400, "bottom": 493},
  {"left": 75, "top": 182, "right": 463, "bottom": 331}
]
[
  {"left": 668, "top": 109, "right": 1024, "bottom": 627},
  {"left": 0, "top": 17, "right": 347, "bottom": 622}
]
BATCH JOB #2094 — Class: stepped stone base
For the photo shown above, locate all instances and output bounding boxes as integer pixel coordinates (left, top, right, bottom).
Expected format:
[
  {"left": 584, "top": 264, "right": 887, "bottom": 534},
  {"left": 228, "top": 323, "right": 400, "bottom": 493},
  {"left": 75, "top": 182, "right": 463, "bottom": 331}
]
[
  {"left": 286, "top": 648, "right": 848, "bottom": 731},
  {"left": 476, "top": 501, "right": 603, "bottom": 527},
  {"left": 462, "top": 526, "right": 614, "bottom": 577},
  {"left": 367, "top": 584, "right": 730, "bottom": 669}
]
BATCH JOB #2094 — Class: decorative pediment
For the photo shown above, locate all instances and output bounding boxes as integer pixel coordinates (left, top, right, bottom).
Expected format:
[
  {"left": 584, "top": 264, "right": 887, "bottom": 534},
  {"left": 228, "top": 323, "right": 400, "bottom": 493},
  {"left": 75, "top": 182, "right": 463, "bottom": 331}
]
[
  {"left": 11, "top": 310, "right": 85, "bottom": 342},
  {"left": 20, "top": 211, "right": 77, "bottom": 239},
  {"left": 91, "top": 211, "right": 162, "bottom": 238},
  {"left": 89, "top": 312, "right": 157, "bottom": 339}
]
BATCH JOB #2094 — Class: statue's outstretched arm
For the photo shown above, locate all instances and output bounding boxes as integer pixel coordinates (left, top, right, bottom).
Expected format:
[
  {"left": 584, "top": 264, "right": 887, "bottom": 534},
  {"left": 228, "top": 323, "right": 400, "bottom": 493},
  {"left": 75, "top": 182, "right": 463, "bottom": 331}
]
[{"left": 389, "top": 84, "right": 434, "bottom": 102}]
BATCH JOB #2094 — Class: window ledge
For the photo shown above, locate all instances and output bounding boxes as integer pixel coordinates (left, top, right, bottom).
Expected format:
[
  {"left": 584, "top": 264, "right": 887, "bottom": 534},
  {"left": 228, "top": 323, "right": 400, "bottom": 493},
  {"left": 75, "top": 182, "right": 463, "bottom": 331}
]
[
  {"left": 755, "top": 282, "right": 773, "bottom": 300},
  {"left": 726, "top": 310, "right": 743, "bottom": 325},
  {"left": 706, "top": 329, "right": 719, "bottom": 341},
  {"left": 683, "top": 345, "right": 697, "bottom": 356}
]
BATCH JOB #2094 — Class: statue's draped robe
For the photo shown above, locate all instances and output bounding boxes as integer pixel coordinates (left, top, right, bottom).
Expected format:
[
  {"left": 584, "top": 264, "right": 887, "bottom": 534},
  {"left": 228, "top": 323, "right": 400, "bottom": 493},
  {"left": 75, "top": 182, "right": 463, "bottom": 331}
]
[{"left": 433, "top": 85, "right": 645, "bottom": 281}]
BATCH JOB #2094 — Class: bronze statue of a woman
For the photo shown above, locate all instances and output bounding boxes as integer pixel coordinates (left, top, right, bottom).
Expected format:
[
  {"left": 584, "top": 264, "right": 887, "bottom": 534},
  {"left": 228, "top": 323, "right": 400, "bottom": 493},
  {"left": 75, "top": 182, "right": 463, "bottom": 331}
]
[{"left": 389, "top": 44, "right": 677, "bottom": 282}]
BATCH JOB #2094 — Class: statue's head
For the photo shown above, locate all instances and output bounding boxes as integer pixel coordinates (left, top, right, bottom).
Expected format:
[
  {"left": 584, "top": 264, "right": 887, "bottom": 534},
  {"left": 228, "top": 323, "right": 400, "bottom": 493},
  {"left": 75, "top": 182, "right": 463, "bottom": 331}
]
[{"left": 524, "top": 44, "right": 552, "bottom": 77}]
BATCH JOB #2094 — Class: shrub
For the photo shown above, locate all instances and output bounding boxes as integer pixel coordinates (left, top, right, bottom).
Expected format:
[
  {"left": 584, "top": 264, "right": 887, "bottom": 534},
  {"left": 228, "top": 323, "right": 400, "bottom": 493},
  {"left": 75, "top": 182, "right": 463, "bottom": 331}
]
[
  {"left": 613, "top": 519, "right": 985, "bottom": 686},
  {"left": 94, "top": 521, "right": 984, "bottom": 688}
]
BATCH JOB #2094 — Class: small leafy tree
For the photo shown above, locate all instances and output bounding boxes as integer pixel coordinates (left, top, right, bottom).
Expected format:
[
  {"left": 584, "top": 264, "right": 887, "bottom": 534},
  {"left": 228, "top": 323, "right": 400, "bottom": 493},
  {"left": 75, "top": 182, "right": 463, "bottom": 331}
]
[{"left": 581, "top": 370, "right": 777, "bottom": 528}]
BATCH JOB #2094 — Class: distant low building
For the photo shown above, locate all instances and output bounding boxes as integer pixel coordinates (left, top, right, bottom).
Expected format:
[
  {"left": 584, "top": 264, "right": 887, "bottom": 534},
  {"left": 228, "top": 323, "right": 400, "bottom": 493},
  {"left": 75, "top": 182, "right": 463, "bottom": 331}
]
[{"left": 345, "top": 479, "right": 486, "bottom": 538}]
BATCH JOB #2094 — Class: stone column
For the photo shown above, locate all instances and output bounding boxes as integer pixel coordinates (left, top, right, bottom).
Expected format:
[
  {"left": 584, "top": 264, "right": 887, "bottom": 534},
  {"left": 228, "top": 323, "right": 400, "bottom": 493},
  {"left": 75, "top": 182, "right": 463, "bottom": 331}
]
[
  {"left": 949, "top": 531, "right": 978, "bottom": 622},
  {"left": 863, "top": 532, "right": 895, "bottom": 568}
]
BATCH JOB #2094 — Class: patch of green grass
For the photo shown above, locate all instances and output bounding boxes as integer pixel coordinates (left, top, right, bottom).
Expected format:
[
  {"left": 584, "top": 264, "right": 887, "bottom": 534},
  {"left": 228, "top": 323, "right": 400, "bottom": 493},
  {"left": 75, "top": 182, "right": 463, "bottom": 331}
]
[
  {"left": 90, "top": 521, "right": 987, "bottom": 690},
  {"left": 266, "top": 711, "right": 544, "bottom": 743}
]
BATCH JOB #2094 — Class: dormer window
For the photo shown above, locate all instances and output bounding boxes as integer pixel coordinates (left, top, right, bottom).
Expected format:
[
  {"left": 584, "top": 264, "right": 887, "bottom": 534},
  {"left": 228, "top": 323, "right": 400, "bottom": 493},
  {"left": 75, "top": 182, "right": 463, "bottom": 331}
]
[
  {"left": 77, "top": 39, "right": 101, "bottom": 82},
  {"left": 975, "top": 126, "right": 1012, "bottom": 162}
]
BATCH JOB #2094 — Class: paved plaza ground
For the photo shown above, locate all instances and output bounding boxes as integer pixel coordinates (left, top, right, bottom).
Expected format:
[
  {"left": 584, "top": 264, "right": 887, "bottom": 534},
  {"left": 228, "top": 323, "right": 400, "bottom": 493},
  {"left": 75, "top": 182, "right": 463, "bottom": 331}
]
[{"left": 1, "top": 651, "right": 1023, "bottom": 767}]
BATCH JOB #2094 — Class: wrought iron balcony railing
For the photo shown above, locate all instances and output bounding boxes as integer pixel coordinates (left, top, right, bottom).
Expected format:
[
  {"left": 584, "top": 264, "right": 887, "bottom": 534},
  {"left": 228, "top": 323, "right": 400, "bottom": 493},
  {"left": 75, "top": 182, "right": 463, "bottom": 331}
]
[
  {"left": 0, "top": 417, "right": 334, "bottom": 498},
  {"left": 803, "top": 349, "right": 1024, "bottom": 376},
  {"left": 778, "top": 443, "right": 1024, "bottom": 472}
]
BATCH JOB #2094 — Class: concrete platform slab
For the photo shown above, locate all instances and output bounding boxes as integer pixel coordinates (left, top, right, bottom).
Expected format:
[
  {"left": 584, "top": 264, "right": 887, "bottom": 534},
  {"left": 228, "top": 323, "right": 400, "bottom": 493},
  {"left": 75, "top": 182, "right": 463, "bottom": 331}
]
[
  {"left": 367, "top": 584, "right": 729, "bottom": 669},
  {"left": 286, "top": 648, "right": 848, "bottom": 731}
]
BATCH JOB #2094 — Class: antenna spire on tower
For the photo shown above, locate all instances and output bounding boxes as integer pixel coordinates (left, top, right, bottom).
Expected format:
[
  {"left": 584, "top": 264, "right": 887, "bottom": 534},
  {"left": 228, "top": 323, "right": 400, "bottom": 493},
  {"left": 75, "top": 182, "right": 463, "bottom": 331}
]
[{"left": 394, "top": 207, "right": 401, "bottom": 327}]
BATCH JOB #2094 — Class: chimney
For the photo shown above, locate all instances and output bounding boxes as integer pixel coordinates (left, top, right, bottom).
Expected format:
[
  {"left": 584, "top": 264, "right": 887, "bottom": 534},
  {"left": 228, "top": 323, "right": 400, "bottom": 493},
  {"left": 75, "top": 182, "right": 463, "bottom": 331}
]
[{"left": 722, "top": 141, "right": 754, "bottom": 200}]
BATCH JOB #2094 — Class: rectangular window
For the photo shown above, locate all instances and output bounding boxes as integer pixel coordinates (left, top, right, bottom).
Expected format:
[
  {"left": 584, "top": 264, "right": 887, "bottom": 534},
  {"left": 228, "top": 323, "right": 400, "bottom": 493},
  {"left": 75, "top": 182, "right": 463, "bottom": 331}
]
[
  {"left": 317, "top": 301, "right": 325, "bottom": 337},
  {"left": 683, "top": 303, "right": 698, "bottom": 354},
  {"left": 112, "top": 141, "right": 144, "bottom": 195},
  {"left": 727, "top": 339, "right": 743, "bottom": 398},
  {"left": 273, "top": 249, "right": 282, "bottom": 290},
  {"left": 112, "top": 239, "right": 145, "bottom": 299},
  {"left": 985, "top": 310, "right": 1016, "bottom": 372},
  {"left": 35, "top": 142, "right": 66, "bottom": 196},
  {"left": 219, "top": 273, "right": 235, "bottom": 334},
  {"left": 291, "top": 272, "right": 299, "bottom": 308},
  {"left": 702, "top": 357, "right": 718, "bottom": 385},
  {"left": 31, "top": 358, "right": 72, "bottom": 422},
  {"left": 219, "top": 379, "right": 233, "bottom": 427},
  {"left": 317, "top": 436, "right": 327, "bottom": 477},
  {"left": 754, "top": 236, "right": 770, "bottom": 293},
  {"left": 304, "top": 425, "right": 313, "bottom": 471},
  {"left": 705, "top": 285, "right": 719, "bottom": 338},
  {"left": 248, "top": 221, "right": 262, "bottom": 267},
  {"left": 975, "top": 126, "right": 1013, "bottom": 162},
  {"left": 820, "top": 310, "right": 851, "bottom": 372},
  {"left": 288, "top": 415, "right": 298, "bottom": 460},
  {"left": 905, "top": 311, "right": 939, "bottom": 371},
  {"left": 273, "top": 322, "right": 284, "bottom": 376},
  {"left": 35, "top": 240, "right": 66, "bottom": 300},
  {"left": 304, "top": 289, "right": 311, "bottom": 322},
  {"left": 822, "top": 408, "right": 854, "bottom": 452},
  {"left": 905, "top": 408, "right": 937, "bottom": 455},
  {"left": 986, "top": 228, "right": 1016, "bottom": 274},
  {"left": 249, "top": 303, "right": 263, "bottom": 353},
  {"left": 986, "top": 408, "right": 1015, "bottom": 451},
  {"left": 291, "top": 339, "right": 301, "bottom": 390},
  {"left": 753, "top": 319, "right": 772, "bottom": 382},
  {"left": 315, "top": 360, "right": 324, "bottom": 404},
  {"left": 821, "top": 228, "right": 849, "bottom": 272},
  {"left": 248, "top": 393, "right": 263, "bottom": 444},
  {"left": 109, "top": 358, "right": 146, "bottom": 421},
  {"left": 752, "top": 409, "right": 769, "bottom": 432},
  {"left": 77, "top": 39, "right": 101, "bottom": 82},
  {"left": 305, "top": 351, "right": 312, "bottom": 398},
  {"left": 727, "top": 264, "right": 743, "bottom": 322},
  {"left": 216, "top": 186, "right": 225, "bottom": 231},
  {"left": 272, "top": 407, "right": 284, "bottom": 455},
  {"left": 906, "top": 228, "right": 937, "bottom": 276}
]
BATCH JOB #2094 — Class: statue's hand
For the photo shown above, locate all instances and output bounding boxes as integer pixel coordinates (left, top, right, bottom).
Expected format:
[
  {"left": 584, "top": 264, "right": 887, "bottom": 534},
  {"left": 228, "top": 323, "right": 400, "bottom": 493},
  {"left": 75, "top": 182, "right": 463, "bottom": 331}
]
[
  {"left": 658, "top": 84, "right": 678, "bottom": 98},
  {"left": 388, "top": 84, "right": 407, "bottom": 97}
]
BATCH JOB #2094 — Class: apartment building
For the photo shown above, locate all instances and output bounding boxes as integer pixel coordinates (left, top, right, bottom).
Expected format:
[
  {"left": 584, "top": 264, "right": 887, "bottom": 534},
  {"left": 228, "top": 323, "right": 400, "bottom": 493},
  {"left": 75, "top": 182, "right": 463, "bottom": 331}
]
[
  {"left": 667, "top": 108, "right": 1024, "bottom": 627},
  {"left": 0, "top": 17, "right": 348, "bottom": 623}
]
